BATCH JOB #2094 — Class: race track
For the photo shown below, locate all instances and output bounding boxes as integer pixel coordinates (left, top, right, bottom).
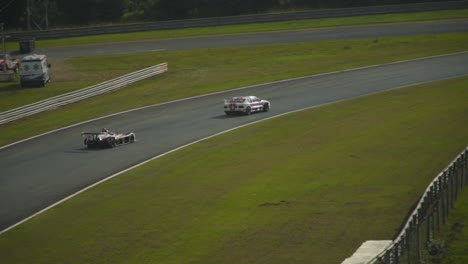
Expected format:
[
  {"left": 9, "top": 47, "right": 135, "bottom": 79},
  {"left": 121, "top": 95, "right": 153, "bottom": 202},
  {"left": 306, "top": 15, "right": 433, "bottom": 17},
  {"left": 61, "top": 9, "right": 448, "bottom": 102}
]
[
  {"left": 1, "top": 20, "right": 468, "bottom": 232},
  {"left": 30, "top": 20, "right": 468, "bottom": 58}
]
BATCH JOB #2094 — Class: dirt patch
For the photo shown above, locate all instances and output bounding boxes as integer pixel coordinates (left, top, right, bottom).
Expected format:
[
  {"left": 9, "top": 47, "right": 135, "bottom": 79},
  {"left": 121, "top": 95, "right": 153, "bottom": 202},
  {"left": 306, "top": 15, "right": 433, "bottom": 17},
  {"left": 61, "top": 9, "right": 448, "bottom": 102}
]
[
  {"left": 47, "top": 58, "right": 114, "bottom": 82},
  {"left": 259, "top": 200, "right": 295, "bottom": 207}
]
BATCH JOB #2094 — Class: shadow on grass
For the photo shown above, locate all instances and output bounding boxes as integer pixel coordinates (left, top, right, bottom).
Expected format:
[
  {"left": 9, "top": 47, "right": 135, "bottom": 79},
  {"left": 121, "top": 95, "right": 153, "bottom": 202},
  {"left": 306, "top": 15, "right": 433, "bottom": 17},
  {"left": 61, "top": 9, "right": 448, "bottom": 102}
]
[{"left": 0, "top": 81, "right": 20, "bottom": 92}]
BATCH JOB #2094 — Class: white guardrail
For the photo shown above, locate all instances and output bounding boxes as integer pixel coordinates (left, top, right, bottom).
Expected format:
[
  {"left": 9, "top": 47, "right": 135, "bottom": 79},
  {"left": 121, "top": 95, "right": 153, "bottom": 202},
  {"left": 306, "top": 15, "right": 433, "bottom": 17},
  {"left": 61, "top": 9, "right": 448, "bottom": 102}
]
[{"left": 0, "top": 63, "right": 168, "bottom": 125}]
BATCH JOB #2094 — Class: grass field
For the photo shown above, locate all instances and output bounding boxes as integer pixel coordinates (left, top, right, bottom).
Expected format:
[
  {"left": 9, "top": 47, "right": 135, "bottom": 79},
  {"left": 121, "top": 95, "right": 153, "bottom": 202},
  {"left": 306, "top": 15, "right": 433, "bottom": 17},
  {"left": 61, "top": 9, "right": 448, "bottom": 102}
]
[
  {"left": 0, "top": 9, "right": 467, "bottom": 264},
  {"left": 0, "top": 75, "right": 467, "bottom": 264},
  {"left": 438, "top": 188, "right": 468, "bottom": 264}
]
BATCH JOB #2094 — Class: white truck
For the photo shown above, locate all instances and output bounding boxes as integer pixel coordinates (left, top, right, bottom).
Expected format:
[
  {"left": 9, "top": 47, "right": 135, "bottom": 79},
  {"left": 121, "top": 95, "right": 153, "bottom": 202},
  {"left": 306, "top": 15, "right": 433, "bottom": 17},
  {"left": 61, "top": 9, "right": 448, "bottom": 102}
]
[{"left": 18, "top": 54, "right": 51, "bottom": 88}]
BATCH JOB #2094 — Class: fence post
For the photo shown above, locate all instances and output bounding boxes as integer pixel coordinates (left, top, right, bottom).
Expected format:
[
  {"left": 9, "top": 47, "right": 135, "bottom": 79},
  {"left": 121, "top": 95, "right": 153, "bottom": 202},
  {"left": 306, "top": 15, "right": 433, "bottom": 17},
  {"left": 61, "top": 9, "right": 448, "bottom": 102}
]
[
  {"left": 461, "top": 152, "right": 466, "bottom": 187},
  {"left": 461, "top": 151, "right": 467, "bottom": 187},
  {"left": 455, "top": 159, "right": 461, "bottom": 199},
  {"left": 434, "top": 180, "right": 441, "bottom": 235},
  {"left": 422, "top": 194, "right": 431, "bottom": 248},
  {"left": 449, "top": 167, "right": 454, "bottom": 210},
  {"left": 416, "top": 209, "right": 422, "bottom": 263},
  {"left": 442, "top": 172, "right": 448, "bottom": 225},
  {"left": 396, "top": 240, "right": 402, "bottom": 264}
]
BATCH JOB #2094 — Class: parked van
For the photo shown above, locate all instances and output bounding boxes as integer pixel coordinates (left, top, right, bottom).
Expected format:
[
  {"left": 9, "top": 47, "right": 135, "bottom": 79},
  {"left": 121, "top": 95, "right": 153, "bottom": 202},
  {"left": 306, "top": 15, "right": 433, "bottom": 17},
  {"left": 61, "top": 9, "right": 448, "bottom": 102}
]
[{"left": 19, "top": 54, "right": 51, "bottom": 87}]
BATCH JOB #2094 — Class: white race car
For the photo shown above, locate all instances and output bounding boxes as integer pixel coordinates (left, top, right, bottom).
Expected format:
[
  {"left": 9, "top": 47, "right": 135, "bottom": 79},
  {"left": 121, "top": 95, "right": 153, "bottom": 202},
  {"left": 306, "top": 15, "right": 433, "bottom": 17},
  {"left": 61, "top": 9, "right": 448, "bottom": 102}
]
[
  {"left": 82, "top": 128, "right": 136, "bottom": 148},
  {"left": 224, "top": 96, "right": 270, "bottom": 116}
]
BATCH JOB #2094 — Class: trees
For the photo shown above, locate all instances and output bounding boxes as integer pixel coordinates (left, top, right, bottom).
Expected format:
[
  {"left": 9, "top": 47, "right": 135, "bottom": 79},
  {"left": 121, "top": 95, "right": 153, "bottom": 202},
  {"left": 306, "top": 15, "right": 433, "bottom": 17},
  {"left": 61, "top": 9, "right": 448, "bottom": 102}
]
[
  {"left": 0, "top": 0, "right": 26, "bottom": 30},
  {"left": 54, "top": 0, "right": 126, "bottom": 25},
  {"left": 0, "top": 0, "right": 459, "bottom": 29}
]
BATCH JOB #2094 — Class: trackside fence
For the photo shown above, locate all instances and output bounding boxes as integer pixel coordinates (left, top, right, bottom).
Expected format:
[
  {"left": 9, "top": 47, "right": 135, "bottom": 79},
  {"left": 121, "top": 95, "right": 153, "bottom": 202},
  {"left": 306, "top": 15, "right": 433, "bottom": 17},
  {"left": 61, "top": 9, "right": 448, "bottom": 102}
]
[
  {"left": 0, "top": 63, "right": 168, "bottom": 125},
  {"left": 368, "top": 147, "right": 468, "bottom": 264},
  {"left": 6, "top": 1, "right": 468, "bottom": 40}
]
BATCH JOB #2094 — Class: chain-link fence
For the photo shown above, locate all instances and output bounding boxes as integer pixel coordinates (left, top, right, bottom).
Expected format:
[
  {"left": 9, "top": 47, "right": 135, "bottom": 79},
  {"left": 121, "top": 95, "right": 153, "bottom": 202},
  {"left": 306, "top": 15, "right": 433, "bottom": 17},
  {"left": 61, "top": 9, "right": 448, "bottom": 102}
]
[{"left": 372, "top": 147, "right": 468, "bottom": 264}]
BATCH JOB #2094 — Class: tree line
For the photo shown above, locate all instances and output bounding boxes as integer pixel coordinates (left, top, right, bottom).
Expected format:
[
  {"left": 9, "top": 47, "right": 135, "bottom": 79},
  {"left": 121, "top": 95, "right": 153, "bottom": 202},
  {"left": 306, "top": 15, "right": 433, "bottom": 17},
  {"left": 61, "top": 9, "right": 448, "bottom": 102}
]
[{"left": 0, "top": 0, "right": 455, "bottom": 30}]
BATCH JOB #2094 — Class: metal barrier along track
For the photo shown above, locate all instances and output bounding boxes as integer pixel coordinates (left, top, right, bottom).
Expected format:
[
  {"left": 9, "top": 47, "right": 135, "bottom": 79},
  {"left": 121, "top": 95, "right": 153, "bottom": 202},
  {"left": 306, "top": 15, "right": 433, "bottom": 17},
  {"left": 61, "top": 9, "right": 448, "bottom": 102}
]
[
  {"left": 7, "top": 1, "right": 468, "bottom": 41},
  {"left": 0, "top": 63, "right": 168, "bottom": 125}
]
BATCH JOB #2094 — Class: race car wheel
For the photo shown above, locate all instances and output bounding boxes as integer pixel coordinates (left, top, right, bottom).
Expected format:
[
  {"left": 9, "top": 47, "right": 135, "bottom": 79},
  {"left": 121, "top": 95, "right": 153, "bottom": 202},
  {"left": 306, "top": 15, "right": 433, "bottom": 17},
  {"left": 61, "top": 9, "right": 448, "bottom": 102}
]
[
  {"left": 110, "top": 139, "right": 116, "bottom": 148},
  {"left": 263, "top": 103, "right": 270, "bottom": 112},
  {"left": 130, "top": 135, "right": 135, "bottom": 143},
  {"left": 245, "top": 107, "right": 251, "bottom": 115}
]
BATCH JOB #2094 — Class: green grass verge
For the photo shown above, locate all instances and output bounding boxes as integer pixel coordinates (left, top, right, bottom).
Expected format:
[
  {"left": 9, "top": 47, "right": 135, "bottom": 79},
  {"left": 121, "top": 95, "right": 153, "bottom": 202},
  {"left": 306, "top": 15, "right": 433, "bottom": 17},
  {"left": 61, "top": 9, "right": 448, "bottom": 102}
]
[
  {"left": 438, "top": 188, "right": 468, "bottom": 264},
  {"left": 4, "top": 9, "right": 468, "bottom": 50},
  {"left": 0, "top": 75, "right": 466, "bottom": 264},
  {"left": 1, "top": 32, "right": 467, "bottom": 146}
]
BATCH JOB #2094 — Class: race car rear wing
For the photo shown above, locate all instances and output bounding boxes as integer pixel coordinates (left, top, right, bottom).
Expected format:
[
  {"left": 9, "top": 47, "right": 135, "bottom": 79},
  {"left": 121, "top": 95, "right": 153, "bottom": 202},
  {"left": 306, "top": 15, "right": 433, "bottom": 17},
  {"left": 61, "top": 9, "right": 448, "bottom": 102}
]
[
  {"left": 224, "top": 99, "right": 244, "bottom": 104},
  {"left": 82, "top": 132, "right": 101, "bottom": 136}
]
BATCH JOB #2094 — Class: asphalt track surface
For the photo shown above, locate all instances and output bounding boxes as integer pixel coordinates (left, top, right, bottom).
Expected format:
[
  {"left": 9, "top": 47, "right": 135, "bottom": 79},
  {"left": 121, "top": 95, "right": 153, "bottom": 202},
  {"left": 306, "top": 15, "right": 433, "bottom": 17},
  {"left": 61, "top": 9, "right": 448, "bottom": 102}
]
[
  {"left": 1, "top": 20, "right": 468, "bottom": 232},
  {"left": 27, "top": 20, "right": 468, "bottom": 58}
]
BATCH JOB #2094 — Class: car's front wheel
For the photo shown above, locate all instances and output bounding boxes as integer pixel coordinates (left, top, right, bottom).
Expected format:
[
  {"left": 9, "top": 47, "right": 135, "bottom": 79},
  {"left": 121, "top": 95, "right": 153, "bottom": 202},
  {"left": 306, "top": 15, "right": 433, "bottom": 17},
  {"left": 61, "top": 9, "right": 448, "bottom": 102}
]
[
  {"left": 245, "top": 107, "right": 251, "bottom": 115},
  {"left": 263, "top": 103, "right": 270, "bottom": 112}
]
